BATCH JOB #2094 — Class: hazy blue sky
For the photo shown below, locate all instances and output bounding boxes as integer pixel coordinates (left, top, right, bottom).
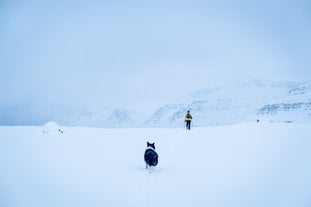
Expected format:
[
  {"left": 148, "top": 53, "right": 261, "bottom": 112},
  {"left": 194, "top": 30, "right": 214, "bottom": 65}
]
[{"left": 1, "top": 0, "right": 311, "bottom": 124}]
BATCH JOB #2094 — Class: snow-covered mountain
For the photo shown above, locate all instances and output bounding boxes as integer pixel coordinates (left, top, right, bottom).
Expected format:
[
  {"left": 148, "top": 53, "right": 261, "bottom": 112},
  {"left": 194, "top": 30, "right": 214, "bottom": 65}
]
[
  {"left": 144, "top": 80, "right": 311, "bottom": 127},
  {"left": 107, "top": 108, "right": 134, "bottom": 127},
  {"left": 25, "top": 80, "right": 311, "bottom": 128},
  {"left": 53, "top": 107, "right": 139, "bottom": 128}
]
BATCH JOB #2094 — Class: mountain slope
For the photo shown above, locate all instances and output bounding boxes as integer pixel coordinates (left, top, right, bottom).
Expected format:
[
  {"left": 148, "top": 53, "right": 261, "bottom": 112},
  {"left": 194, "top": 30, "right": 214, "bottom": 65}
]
[
  {"left": 7, "top": 80, "right": 309, "bottom": 128},
  {"left": 144, "top": 80, "right": 311, "bottom": 127}
]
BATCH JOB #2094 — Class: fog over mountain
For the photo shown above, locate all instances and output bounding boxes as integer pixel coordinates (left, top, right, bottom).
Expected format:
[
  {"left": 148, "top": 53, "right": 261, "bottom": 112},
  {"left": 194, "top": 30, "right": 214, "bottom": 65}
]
[{"left": 2, "top": 79, "right": 310, "bottom": 127}]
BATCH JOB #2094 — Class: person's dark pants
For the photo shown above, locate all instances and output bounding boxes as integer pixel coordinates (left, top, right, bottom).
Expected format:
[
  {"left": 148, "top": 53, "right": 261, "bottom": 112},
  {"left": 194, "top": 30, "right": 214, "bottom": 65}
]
[{"left": 186, "top": 120, "right": 191, "bottom": 130}]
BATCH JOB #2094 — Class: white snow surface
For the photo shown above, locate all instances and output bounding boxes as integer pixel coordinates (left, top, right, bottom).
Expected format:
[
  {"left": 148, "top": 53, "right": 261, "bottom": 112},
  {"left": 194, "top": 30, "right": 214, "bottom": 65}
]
[
  {"left": 42, "top": 121, "right": 61, "bottom": 134},
  {"left": 1, "top": 123, "right": 311, "bottom": 207}
]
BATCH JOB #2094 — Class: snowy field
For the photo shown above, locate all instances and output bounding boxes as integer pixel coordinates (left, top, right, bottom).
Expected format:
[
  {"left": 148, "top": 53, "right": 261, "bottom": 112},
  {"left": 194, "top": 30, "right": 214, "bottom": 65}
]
[{"left": 1, "top": 123, "right": 311, "bottom": 207}]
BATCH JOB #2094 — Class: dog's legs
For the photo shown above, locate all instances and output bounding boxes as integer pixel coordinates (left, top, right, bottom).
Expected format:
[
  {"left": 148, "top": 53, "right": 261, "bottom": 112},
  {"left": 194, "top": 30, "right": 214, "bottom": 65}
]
[
  {"left": 148, "top": 166, "right": 154, "bottom": 174},
  {"left": 145, "top": 163, "right": 148, "bottom": 169}
]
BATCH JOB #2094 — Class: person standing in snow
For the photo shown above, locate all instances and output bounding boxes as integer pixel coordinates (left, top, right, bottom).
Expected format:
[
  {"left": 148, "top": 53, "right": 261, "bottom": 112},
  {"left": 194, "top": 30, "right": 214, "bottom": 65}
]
[{"left": 184, "top": 110, "right": 193, "bottom": 130}]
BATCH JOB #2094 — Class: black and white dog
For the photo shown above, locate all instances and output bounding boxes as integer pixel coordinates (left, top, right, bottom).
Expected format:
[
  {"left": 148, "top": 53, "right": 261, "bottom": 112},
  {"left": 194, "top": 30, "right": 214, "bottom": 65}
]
[{"left": 144, "top": 142, "right": 158, "bottom": 170}]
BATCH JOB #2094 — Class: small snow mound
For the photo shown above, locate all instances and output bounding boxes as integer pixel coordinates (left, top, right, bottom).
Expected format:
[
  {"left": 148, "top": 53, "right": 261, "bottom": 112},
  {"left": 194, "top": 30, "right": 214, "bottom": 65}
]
[{"left": 42, "top": 121, "right": 63, "bottom": 134}]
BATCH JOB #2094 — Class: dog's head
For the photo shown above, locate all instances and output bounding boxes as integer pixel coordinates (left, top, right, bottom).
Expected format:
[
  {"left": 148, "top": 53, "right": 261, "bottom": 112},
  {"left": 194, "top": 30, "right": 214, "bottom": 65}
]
[{"left": 147, "top": 142, "right": 155, "bottom": 150}]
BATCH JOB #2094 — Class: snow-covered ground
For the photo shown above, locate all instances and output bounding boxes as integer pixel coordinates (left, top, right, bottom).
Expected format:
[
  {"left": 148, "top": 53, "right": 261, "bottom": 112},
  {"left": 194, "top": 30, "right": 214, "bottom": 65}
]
[{"left": 1, "top": 123, "right": 311, "bottom": 207}]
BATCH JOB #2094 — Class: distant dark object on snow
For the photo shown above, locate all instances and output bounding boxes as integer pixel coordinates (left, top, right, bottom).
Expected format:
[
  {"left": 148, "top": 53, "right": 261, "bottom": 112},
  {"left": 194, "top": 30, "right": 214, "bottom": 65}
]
[{"left": 284, "top": 120, "right": 293, "bottom": 123}]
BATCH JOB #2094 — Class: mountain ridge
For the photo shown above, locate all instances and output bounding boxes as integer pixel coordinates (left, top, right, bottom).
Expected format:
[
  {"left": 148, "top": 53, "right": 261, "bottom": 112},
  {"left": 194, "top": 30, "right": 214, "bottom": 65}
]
[
  {"left": 143, "top": 80, "right": 311, "bottom": 127},
  {"left": 1, "top": 80, "right": 310, "bottom": 127},
  {"left": 46, "top": 80, "right": 311, "bottom": 127}
]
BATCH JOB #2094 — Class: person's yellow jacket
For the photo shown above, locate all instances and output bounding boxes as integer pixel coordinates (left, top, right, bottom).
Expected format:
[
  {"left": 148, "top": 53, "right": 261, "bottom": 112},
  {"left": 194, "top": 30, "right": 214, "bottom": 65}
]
[{"left": 185, "top": 113, "right": 192, "bottom": 121}]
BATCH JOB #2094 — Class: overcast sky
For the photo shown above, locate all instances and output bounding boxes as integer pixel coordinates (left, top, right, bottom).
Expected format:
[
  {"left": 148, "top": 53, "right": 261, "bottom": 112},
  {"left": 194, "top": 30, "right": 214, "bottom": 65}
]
[{"left": 1, "top": 0, "right": 311, "bottom": 119}]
